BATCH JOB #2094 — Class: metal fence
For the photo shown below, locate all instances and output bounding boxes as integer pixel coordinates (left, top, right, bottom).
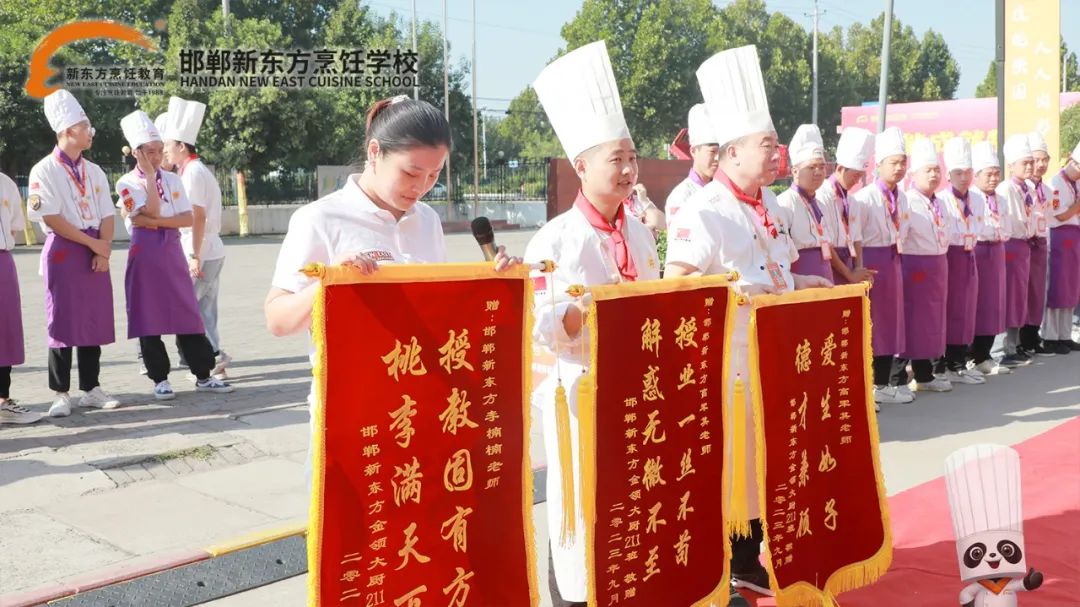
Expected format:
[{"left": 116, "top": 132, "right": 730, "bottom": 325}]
[{"left": 424, "top": 159, "right": 549, "bottom": 203}]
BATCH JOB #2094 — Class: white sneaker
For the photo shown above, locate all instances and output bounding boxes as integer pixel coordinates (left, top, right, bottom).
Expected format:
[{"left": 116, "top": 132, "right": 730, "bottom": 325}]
[
  {"left": 975, "top": 360, "right": 1012, "bottom": 375},
  {"left": 874, "top": 386, "right": 912, "bottom": 405},
  {"left": 154, "top": 381, "right": 176, "bottom": 401},
  {"left": 945, "top": 370, "right": 985, "bottom": 385},
  {"left": 196, "top": 377, "right": 234, "bottom": 394},
  {"left": 0, "top": 400, "right": 45, "bottom": 425},
  {"left": 49, "top": 393, "right": 73, "bottom": 417},
  {"left": 212, "top": 351, "right": 232, "bottom": 377},
  {"left": 965, "top": 364, "right": 986, "bottom": 378},
  {"left": 897, "top": 384, "right": 917, "bottom": 401},
  {"left": 80, "top": 387, "right": 120, "bottom": 409},
  {"left": 916, "top": 377, "right": 954, "bottom": 392}
]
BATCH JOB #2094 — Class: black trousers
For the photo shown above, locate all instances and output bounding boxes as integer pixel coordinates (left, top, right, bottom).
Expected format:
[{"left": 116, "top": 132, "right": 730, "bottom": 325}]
[
  {"left": 547, "top": 544, "right": 587, "bottom": 607},
  {"left": 730, "top": 518, "right": 765, "bottom": 574},
  {"left": 0, "top": 365, "right": 10, "bottom": 399},
  {"left": 891, "top": 358, "right": 934, "bottom": 385},
  {"left": 938, "top": 344, "right": 969, "bottom": 372},
  {"left": 971, "top": 335, "right": 997, "bottom": 364},
  {"left": 872, "top": 355, "right": 894, "bottom": 386},
  {"left": 140, "top": 334, "right": 214, "bottom": 383},
  {"left": 1020, "top": 324, "right": 1042, "bottom": 350},
  {"left": 48, "top": 346, "right": 101, "bottom": 393}
]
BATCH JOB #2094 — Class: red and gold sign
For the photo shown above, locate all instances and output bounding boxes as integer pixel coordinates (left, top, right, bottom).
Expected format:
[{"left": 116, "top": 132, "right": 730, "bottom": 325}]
[
  {"left": 581, "top": 276, "right": 735, "bottom": 607},
  {"left": 306, "top": 263, "right": 539, "bottom": 607},
  {"left": 748, "top": 284, "right": 892, "bottom": 605}
]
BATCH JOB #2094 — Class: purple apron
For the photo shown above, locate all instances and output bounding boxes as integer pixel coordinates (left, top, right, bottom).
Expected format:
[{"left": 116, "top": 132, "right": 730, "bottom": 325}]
[
  {"left": 1047, "top": 225, "right": 1080, "bottom": 309},
  {"left": 862, "top": 245, "right": 904, "bottom": 356},
  {"left": 125, "top": 227, "right": 205, "bottom": 339},
  {"left": 791, "top": 247, "right": 835, "bottom": 283},
  {"left": 42, "top": 229, "right": 115, "bottom": 349},
  {"left": 974, "top": 242, "right": 1007, "bottom": 336},
  {"left": 0, "top": 251, "right": 25, "bottom": 366},
  {"left": 1004, "top": 238, "right": 1031, "bottom": 328},
  {"left": 1025, "top": 236, "right": 1048, "bottom": 326},
  {"left": 899, "top": 254, "right": 948, "bottom": 360},
  {"left": 945, "top": 246, "right": 978, "bottom": 346}
]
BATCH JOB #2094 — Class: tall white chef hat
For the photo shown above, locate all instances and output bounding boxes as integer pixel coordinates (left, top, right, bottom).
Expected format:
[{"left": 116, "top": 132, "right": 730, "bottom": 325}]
[
  {"left": 1003, "top": 134, "right": 1033, "bottom": 165},
  {"left": 696, "top": 45, "right": 775, "bottom": 147},
  {"left": 44, "top": 89, "right": 89, "bottom": 133},
  {"left": 874, "top": 127, "right": 906, "bottom": 164},
  {"left": 154, "top": 112, "right": 169, "bottom": 136},
  {"left": 163, "top": 96, "right": 207, "bottom": 146},
  {"left": 788, "top": 124, "right": 825, "bottom": 167},
  {"left": 1027, "top": 131, "right": 1048, "bottom": 154},
  {"left": 972, "top": 142, "right": 1000, "bottom": 174},
  {"left": 835, "top": 127, "right": 874, "bottom": 171},
  {"left": 533, "top": 41, "right": 631, "bottom": 161},
  {"left": 945, "top": 444, "right": 1028, "bottom": 583},
  {"left": 909, "top": 137, "right": 939, "bottom": 172},
  {"left": 687, "top": 103, "right": 718, "bottom": 147},
  {"left": 121, "top": 110, "right": 162, "bottom": 149},
  {"left": 943, "top": 137, "right": 972, "bottom": 172}
]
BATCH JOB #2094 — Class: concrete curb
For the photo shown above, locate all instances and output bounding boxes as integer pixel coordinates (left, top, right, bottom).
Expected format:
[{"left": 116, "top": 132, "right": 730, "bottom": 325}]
[{"left": 0, "top": 524, "right": 307, "bottom": 607}]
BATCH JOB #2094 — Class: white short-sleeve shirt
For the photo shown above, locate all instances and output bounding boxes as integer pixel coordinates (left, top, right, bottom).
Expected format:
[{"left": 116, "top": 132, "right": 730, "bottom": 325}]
[
  {"left": 850, "top": 182, "right": 905, "bottom": 248},
  {"left": 115, "top": 169, "right": 192, "bottom": 230},
  {"left": 816, "top": 179, "right": 855, "bottom": 251},
  {"left": 776, "top": 187, "right": 830, "bottom": 250},
  {"left": 0, "top": 173, "right": 26, "bottom": 251},
  {"left": 901, "top": 189, "right": 950, "bottom": 255},
  {"left": 271, "top": 173, "right": 447, "bottom": 296},
  {"left": 27, "top": 153, "right": 114, "bottom": 233},
  {"left": 938, "top": 187, "right": 988, "bottom": 248},
  {"left": 1046, "top": 172, "right": 1079, "bottom": 228},
  {"left": 179, "top": 159, "right": 227, "bottom": 261},
  {"left": 975, "top": 189, "right": 1007, "bottom": 243},
  {"left": 664, "top": 174, "right": 706, "bottom": 224},
  {"left": 996, "top": 179, "right": 1036, "bottom": 240}
]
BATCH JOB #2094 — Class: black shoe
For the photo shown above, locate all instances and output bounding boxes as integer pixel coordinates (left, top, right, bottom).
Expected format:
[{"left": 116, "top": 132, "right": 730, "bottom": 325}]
[
  {"left": 1031, "top": 342, "right": 1057, "bottom": 357},
  {"left": 1015, "top": 348, "right": 1033, "bottom": 362},
  {"left": 999, "top": 354, "right": 1024, "bottom": 368},
  {"left": 1068, "top": 340, "right": 1080, "bottom": 352},
  {"left": 731, "top": 562, "right": 774, "bottom": 596},
  {"left": 1052, "top": 341, "right": 1071, "bottom": 355}
]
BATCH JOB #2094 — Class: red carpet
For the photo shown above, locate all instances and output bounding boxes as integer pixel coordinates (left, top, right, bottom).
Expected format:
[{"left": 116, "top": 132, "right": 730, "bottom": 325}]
[{"left": 738, "top": 416, "right": 1080, "bottom": 606}]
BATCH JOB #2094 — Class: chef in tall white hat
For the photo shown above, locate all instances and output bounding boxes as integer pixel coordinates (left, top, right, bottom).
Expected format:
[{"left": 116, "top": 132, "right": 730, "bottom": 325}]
[
  {"left": 154, "top": 112, "right": 175, "bottom": 171},
  {"left": 664, "top": 44, "right": 830, "bottom": 597},
  {"left": 115, "top": 109, "right": 233, "bottom": 402},
  {"left": 818, "top": 127, "right": 876, "bottom": 285},
  {"left": 996, "top": 135, "right": 1037, "bottom": 367},
  {"left": 1018, "top": 132, "right": 1054, "bottom": 355},
  {"left": 945, "top": 444, "right": 1043, "bottom": 606},
  {"left": 27, "top": 89, "right": 120, "bottom": 417},
  {"left": 935, "top": 137, "right": 989, "bottom": 385},
  {"left": 1044, "top": 136, "right": 1080, "bottom": 352},
  {"left": 160, "top": 96, "right": 231, "bottom": 378},
  {"left": 892, "top": 137, "right": 952, "bottom": 394},
  {"left": 777, "top": 123, "right": 835, "bottom": 282},
  {"left": 850, "top": 126, "right": 911, "bottom": 405},
  {"left": 969, "top": 142, "right": 1012, "bottom": 377},
  {"left": 523, "top": 40, "right": 660, "bottom": 607},
  {"left": 665, "top": 103, "right": 719, "bottom": 223}
]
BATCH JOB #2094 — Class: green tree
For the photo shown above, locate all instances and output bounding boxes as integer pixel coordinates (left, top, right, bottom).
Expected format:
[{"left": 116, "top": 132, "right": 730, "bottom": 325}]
[
  {"left": 1061, "top": 102, "right": 1080, "bottom": 158},
  {"left": 976, "top": 41, "right": 1080, "bottom": 97}
]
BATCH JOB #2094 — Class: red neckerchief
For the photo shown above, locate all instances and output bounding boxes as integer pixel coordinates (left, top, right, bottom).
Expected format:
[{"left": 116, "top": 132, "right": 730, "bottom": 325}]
[
  {"left": 876, "top": 179, "right": 901, "bottom": 229},
  {"left": 716, "top": 169, "right": 778, "bottom": 238},
  {"left": 1061, "top": 169, "right": 1078, "bottom": 200},
  {"left": 830, "top": 175, "right": 850, "bottom": 225},
  {"left": 688, "top": 167, "right": 709, "bottom": 188},
  {"left": 952, "top": 187, "right": 972, "bottom": 217},
  {"left": 136, "top": 166, "right": 167, "bottom": 200},
  {"left": 574, "top": 190, "right": 638, "bottom": 281},
  {"left": 54, "top": 147, "right": 86, "bottom": 196},
  {"left": 1013, "top": 177, "right": 1033, "bottom": 208},
  {"left": 179, "top": 154, "right": 200, "bottom": 177}
]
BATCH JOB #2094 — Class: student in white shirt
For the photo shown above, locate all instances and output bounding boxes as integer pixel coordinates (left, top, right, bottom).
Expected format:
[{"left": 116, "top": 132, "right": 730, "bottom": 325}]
[
  {"left": 777, "top": 123, "right": 834, "bottom": 282},
  {"left": 817, "top": 127, "right": 877, "bottom": 285},
  {"left": 116, "top": 111, "right": 233, "bottom": 401},
  {"left": 523, "top": 42, "right": 660, "bottom": 607},
  {"left": 0, "top": 171, "right": 43, "bottom": 425},
  {"left": 850, "top": 127, "right": 910, "bottom": 405},
  {"left": 969, "top": 142, "right": 1012, "bottom": 376},
  {"left": 893, "top": 138, "right": 952, "bottom": 393},
  {"left": 934, "top": 137, "right": 987, "bottom": 385},
  {"left": 27, "top": 90, "right": 120, "bottom": 417},
  {"left": 1021, "top": 132, "right": 1054, "bottom": 355},
  {"left": 665, "top": 45, "right": 830, "bottom": 598},
  {"left": 996, "top": 135, "right": 1038, "bottom": 368},
  {"left": 665, "top": 104, "right": 718, "bottom": 223},
  {"left": 161, "top": 97, "right": 231, "bottom": 377},
  {"left": 1044, "top": 137, "right": 1080, "bottom": 352}
]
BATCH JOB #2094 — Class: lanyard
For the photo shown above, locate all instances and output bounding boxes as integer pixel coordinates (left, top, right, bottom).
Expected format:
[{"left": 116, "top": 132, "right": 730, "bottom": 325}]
[
  {"left": 951, "top": 188, "right": 972, "bottom": 231},
  {"left": 794, "top": 187, "right": 826, "bottom": 238},
  {"left": 136, "top": 167, "right": 167, "bottom": 201},
  {"left": 54, "top": 147, "right": 87, "bottom": 197},
  {"left": 876, "top": 180, "right": 900, "bottom": 230}
]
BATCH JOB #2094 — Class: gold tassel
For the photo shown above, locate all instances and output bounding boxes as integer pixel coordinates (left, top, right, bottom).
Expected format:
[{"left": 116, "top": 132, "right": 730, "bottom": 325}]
[
  {"left": 554, "top": 380, "right": 576, "bottom": 547},
  {"left": 728, "top": 374, "right": 751, "bottom": 537}
]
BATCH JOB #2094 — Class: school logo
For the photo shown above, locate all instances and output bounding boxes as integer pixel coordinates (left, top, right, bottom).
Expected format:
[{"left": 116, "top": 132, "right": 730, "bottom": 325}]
[
  {"left": 29, "top": 194, "right": 42, "bottom": 211},
  {"left": 675, "top": 227, "right": 691, "bottom": 241},
  {"left": 25, "top": 21, "right": 157, "bottom": 99}
]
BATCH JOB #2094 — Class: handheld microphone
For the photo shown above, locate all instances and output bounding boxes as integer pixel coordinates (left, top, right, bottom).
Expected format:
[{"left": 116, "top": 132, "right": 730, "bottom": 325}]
[{"left": 471, "top": 216, "right": 498, "bottom": 261}]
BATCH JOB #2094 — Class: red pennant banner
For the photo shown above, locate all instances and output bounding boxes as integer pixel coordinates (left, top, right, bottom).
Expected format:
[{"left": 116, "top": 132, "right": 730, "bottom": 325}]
[
  {"left": 582, "top": 276, "right": 736, "bottom": 607},
  {"left": 749, "top": 284, "right": 892, "bottom": 605},
  {"left": 307, "top": 264, "right": 538, "bottom": 607}
]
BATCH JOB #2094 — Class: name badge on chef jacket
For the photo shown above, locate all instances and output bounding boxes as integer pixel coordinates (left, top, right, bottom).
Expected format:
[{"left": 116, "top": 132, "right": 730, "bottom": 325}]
[
  {"left": 766, "top": 261, "right": 787, "bottom": 292},
  {"left": 1037, "top": 216, "right": 1048, "bottom": 234},
  {"left": 937, "top": 229, "right": 950, "bottom": 250},
  {"left": 963, "top": 233, "right": 976, "bottom": 251},
  {"left": 78, "top": 197, "right": 94, "bottom": 221},
  {"left": 820, "top": 238, "right": 832, "bottom": 261}
]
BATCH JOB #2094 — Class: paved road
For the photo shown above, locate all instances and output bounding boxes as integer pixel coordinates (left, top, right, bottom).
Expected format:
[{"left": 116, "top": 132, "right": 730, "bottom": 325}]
[{"left": 1, "top": 229, "right": 1077, "bottom": 606}]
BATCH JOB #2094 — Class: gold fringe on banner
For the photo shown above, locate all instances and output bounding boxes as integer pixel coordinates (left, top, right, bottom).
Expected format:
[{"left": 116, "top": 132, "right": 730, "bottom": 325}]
[{"left": 554, "top": 381, "right": 576, "bottom": 547}]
